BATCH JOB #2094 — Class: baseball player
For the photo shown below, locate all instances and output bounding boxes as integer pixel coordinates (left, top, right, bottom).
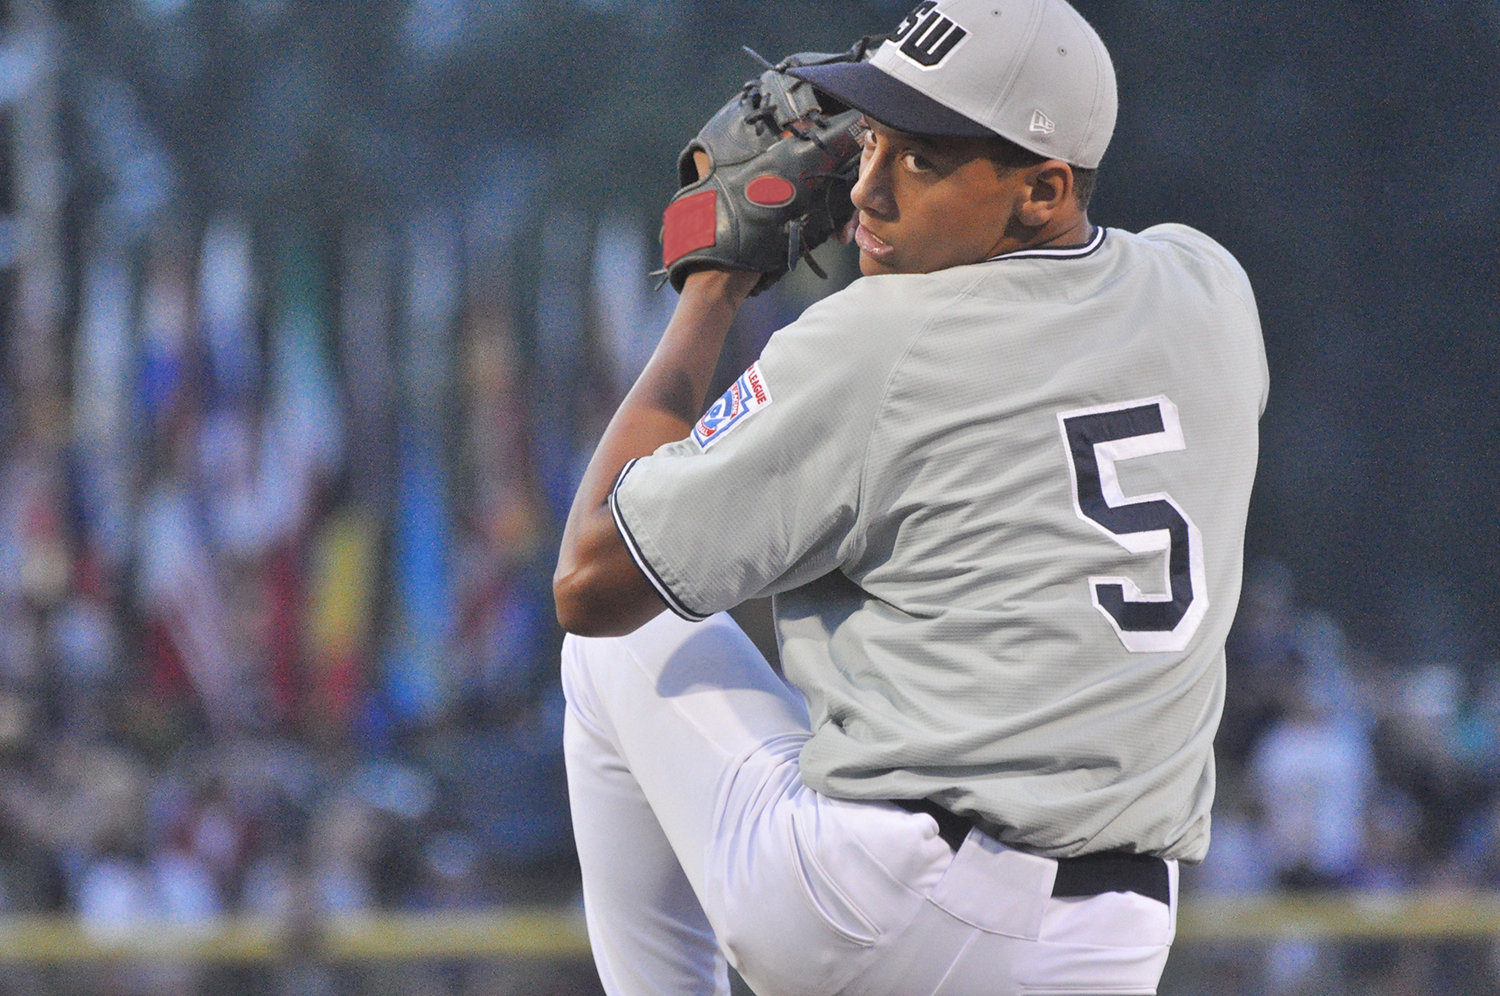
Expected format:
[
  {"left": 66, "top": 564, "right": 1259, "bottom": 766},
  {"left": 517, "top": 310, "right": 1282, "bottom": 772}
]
[{"left": 553, "top": 1, "right": 1267, "bottom": 994}]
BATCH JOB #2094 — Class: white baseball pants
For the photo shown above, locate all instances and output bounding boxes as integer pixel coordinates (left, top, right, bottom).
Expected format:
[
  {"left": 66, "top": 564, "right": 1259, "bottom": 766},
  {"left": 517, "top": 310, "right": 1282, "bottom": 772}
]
[{"left": 561, "top": 611, "right": 1177, "bottom": 996}]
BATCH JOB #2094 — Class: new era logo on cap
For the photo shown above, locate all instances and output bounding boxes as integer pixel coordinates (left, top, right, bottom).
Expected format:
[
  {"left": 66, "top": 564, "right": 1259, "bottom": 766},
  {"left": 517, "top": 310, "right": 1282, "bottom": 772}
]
[{"left": 1030, "top": 109, "right": 1056, "bottom": 135}]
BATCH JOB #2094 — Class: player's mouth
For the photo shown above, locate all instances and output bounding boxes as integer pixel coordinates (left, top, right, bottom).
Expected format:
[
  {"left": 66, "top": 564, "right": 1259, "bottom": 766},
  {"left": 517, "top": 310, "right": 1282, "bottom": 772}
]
[{"left": 854, "top": 220, "right": 895, "bottom": 262}]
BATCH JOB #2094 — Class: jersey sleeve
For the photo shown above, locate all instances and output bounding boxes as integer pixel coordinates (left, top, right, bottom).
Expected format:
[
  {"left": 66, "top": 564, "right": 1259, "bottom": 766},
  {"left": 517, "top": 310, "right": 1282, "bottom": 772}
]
[
  {"left": 610, "top": 283, "right": 907, "bottom": 621},
  {"left": 1139, "top": 223, "right": 1269, "bottom": 416}
]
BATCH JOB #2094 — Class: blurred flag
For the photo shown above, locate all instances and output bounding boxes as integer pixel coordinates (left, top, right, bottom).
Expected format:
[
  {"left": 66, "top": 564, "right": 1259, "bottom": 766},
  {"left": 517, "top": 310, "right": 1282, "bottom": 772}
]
[
  {"left": 387, "top": 429, "right": 453, "bottom": 724},
  {"left": 303, "top": 510, "right": 379, "bottom": 735},
  {"left": 210, "top": 231, "right": 344, "bottom": 557},
  {"left": 461, "top": 150, "right": 547, "bottom": 558},
  {"left": 384, "top": 211, "right": 459, "bottom": 724},
  {"left": 265, "top": 234, "right": 344, "bottom": 497},
  {"left": 72, "top": 231, "right": 136, "bottom": 570},
  {"left": 531, "top": 208, "right": 591, "bottom": 524},
  {"left": 402, "top": 211, "right": 458, "bottom": 420},
  {"left": 266, "top": 234, "right": 345, "bottom": 722},
  {"left": 338, "top": 222, "right": 398, "bottom": 514},
  {"left": 0, "top": 448, "right": 70, "bottom": 607},
  {"left": 198, "top": 213, "right": 260, "bottom": 401},
  {"left": 76, "top": 75, "right": 175, "bottom": 231},
  {"left": 138, "top": 226, "right": 193, "bottom": 431},
  {"left": 137, "top": 482, "right": 252, "bottom": 731},
  {"left": 461, "top": 262, "right": 541, "bottom": 562},
  {"left": 450, "top": 220, "right": 548, "bottom": 715},
  {"left": 6, "top": 16, "right": 66, "bottom": 397}
]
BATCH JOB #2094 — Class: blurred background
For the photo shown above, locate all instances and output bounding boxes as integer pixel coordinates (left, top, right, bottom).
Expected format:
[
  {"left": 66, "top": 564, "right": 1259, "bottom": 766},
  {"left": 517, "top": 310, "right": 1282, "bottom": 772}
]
[{"left": 0, "top": 0, "right": 1493, "bottom": 994}]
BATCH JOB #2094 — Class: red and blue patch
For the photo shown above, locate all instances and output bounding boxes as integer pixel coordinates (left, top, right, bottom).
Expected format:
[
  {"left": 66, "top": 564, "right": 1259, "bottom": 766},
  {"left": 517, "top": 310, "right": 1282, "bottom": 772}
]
[{"left": 692, "top": 362, "right": 773, "bottom": 450}]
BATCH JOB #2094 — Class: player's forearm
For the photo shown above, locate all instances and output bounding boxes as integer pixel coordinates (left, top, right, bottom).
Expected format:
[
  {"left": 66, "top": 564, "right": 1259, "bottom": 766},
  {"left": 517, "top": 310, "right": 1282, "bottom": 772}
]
[
  {"left": 631, "top": 269, "right": 756, "bottom": 423},
  {"left": 570, "top": 268, "right": 754, "bottom": 520},
  {"left": 554, "top": 268, "right": 757, "bottom": 635}
]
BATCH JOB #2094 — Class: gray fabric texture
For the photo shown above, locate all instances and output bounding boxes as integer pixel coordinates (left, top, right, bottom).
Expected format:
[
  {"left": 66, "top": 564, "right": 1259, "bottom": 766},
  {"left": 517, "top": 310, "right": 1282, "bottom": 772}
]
[{"left": 612, "top": 224, "right": 1267, "bottom": 862}]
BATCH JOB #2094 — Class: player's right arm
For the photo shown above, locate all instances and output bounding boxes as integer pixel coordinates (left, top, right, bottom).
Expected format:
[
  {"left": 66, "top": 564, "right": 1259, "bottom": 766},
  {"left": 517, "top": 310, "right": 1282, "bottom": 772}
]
[{"left": 553, "top": 267, "right": 758, "bottom": 637}]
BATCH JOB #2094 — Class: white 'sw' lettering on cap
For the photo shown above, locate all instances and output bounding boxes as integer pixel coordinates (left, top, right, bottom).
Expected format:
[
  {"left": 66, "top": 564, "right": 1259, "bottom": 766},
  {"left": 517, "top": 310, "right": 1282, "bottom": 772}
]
[{"left": 791, "top": 0, "right": 1117, "bottom": 169}]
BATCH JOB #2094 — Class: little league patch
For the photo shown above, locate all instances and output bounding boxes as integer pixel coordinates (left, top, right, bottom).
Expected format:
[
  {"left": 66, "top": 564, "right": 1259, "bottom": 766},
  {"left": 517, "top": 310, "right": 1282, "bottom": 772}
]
[{"left": 693, "top": 362, "right": 772, "bottom": 450}]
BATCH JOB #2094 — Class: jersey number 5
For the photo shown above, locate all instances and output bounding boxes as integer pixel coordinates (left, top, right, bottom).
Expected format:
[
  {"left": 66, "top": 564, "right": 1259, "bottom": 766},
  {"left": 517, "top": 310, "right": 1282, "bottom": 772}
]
[{"left": 1058, "top": 397, "right": 1207, "bottom": 654}]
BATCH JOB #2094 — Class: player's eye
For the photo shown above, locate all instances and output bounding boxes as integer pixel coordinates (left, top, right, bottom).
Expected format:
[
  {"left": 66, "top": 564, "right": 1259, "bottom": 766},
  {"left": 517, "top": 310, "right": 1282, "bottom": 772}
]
[{"left": 901, "top": 150, "right": 934, "bottom": 173}]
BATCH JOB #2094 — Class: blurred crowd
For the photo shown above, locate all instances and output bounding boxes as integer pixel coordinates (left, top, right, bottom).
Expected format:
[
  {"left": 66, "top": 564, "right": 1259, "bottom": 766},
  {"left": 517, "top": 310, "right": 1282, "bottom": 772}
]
[
  {"left": 3, "top": 206, "right": 1497, "bottom": 938},
  {"left": 0, "top": 185, "right": 832, "bottom": 939},
  {"left": 1178, "top": 562, "right": 1500, "bottom": 994},
  {"left": 1191, "top": 560, "right": 1500, "bottom": 899},
  {"left": 0, "top": 0, "right": 832, "bottom": 957},
  {"left": 0, "top": 213, "right": 562, "bottom": 929}
]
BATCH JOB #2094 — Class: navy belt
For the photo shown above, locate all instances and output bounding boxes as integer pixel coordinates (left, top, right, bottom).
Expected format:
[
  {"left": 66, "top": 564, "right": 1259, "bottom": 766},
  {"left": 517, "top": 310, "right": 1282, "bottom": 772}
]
[{"left": 895, "top": 799, "right": 1171, "bottom": 907}]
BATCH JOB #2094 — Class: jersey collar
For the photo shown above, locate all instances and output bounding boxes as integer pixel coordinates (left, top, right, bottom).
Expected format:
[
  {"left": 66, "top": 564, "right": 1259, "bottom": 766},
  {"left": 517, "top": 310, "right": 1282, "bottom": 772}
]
[{"left": 986, "top": 225, "right": 1107, "bottom": 263}]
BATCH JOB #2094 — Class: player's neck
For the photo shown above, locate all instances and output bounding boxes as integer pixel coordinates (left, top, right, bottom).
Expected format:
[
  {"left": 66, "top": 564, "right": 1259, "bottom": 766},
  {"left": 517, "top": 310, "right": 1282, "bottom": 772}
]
[{"left": 991, "top": 212, "right": 1094, "bottom": 259}]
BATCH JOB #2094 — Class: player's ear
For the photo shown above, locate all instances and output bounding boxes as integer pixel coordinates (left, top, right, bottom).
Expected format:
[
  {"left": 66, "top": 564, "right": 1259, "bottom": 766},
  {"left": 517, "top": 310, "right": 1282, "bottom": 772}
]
[{"left": 1015, "top": 161, "right": 1076, "bottom": 229}]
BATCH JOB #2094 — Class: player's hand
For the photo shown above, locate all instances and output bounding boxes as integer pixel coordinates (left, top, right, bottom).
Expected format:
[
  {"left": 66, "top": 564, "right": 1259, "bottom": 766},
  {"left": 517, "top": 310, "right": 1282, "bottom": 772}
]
[{"left": 683, "top": 150, "right": 761, "bottom": 303}]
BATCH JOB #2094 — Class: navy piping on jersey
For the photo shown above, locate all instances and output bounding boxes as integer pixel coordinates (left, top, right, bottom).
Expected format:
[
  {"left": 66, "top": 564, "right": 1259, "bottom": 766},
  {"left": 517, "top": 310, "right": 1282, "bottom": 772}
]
[
  {"left": 609, "top": 458, "right": 711, "bottom": 623},
  {"left": 986, "top": 225, "right": 1107, "bottom": 262}
]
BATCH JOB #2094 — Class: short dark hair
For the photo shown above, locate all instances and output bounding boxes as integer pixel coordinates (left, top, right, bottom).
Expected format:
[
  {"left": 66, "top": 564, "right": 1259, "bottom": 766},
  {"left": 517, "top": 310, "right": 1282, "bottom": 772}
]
[{"left": 981, "top": 135, "right": 1098, "bottom": 212}]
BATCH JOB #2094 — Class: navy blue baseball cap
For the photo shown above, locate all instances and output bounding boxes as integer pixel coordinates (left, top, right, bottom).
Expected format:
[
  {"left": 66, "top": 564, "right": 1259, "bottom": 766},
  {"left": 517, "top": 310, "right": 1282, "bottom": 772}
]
[{"left": 793, "top": 60, "right": 995, "bottom": 138}]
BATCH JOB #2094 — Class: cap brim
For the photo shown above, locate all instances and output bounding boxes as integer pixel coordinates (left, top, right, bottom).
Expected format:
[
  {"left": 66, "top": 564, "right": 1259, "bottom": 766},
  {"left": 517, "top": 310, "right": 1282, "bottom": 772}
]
[{"left": 789, "top": 61, "right": 996, "bottom": 139}]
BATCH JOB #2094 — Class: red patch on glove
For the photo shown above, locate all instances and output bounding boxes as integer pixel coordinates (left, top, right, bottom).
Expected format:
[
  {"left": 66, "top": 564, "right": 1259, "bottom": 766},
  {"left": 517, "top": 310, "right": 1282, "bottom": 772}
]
[
  {"left": 662, "top": 190, "right": 718, "bottom": 266},
  {"left": 745, "top": 175, "right": 797, "bottom": 207}
]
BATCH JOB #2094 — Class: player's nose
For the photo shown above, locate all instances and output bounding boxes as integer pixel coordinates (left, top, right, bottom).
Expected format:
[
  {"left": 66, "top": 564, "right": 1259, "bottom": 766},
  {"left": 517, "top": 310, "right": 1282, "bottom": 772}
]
[{"left": 850, "top": 148, "right": 896, "bottom": 220}]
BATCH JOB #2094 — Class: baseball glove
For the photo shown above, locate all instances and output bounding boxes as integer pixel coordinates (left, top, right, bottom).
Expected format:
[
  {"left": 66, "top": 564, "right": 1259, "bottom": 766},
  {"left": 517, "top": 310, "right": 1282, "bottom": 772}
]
[{"left": 654, "top": 39, "right": 879, "bottom": 296}]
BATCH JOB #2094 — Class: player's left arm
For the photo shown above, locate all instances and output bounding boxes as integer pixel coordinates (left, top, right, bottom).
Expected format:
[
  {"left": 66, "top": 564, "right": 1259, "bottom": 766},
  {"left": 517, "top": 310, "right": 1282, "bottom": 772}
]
[{"left": 553, "top": 267, "right": 758, "bottom": 638}]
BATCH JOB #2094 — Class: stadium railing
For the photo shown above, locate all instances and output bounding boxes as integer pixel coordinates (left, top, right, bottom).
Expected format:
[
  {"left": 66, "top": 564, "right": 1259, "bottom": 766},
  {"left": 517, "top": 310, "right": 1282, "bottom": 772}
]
[{"left": 1, "top": 893, "right": 1498, "bottom": 964}]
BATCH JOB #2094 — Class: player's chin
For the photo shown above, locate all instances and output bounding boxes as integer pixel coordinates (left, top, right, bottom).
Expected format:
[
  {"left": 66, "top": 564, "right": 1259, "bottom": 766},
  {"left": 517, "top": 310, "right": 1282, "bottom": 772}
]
[{"left": 858, "top": 251, "right": 901, "bottom": 276}]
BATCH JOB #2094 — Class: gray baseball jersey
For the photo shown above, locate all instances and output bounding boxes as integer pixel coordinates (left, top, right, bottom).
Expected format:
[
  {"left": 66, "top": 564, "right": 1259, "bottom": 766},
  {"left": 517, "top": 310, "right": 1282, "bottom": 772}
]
[{"left": 611, "top": 223, "right": 1267, "bottom": 862}]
